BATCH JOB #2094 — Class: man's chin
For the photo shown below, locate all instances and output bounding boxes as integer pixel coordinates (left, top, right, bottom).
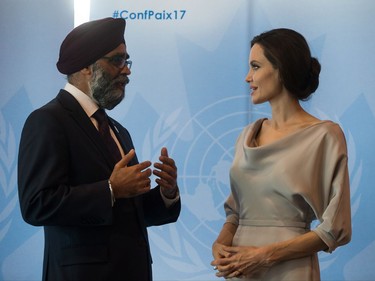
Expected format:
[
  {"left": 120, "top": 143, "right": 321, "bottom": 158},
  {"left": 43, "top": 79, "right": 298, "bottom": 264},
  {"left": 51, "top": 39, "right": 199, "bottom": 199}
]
[{"left": 104, "top": 93, "right": 125, "bottom": 110}]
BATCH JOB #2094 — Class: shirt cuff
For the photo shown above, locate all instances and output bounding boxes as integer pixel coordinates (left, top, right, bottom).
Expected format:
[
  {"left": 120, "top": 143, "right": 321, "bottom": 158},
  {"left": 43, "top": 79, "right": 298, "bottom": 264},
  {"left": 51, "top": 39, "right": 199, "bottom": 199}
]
[
  {"left": 108, "top": 180, "right": 116, "bottom": 206},
  {"left": 160, "top": 188, "right": 180, "bottom": 208}
]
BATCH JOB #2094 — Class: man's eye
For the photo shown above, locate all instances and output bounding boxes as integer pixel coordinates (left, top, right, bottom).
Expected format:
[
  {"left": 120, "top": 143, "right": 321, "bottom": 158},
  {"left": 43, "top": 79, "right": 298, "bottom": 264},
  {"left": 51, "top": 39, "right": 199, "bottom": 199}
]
[{"left": 112, "top": 57, "right": 123, "bottom": 63}]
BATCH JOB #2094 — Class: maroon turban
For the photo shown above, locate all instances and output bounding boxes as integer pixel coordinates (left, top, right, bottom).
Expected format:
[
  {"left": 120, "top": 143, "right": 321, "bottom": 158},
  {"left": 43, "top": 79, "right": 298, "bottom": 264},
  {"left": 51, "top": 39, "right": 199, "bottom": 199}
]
[{"left": 56, "top": 17, "right": 126, "bottom": 75}]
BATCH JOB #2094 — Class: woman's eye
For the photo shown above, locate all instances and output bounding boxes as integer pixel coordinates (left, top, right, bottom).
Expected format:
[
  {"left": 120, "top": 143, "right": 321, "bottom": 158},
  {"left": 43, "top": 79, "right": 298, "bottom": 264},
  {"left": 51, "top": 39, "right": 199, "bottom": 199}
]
[{"left": 250, "top": 63, "right": 259, "bottom": 70}]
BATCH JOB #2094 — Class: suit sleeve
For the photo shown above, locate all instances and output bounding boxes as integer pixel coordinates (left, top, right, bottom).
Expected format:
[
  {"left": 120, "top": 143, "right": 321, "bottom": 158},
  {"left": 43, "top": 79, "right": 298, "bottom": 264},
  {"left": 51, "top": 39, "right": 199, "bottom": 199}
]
[
  {"left": 109, "top": 119, "right": 181, "bottom": 227},
  {"left": 18, "top": 108, "right": 113, "bottom": 227},
  {"left": 141, "top": 186, "right": 181, "bottom": 227}
]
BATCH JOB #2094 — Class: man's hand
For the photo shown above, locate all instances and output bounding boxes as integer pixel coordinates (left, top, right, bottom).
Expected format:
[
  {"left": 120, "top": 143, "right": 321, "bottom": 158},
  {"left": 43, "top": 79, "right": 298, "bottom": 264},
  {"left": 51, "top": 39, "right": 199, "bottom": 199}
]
[
  {"left": 153, "top": 147, "right": 178, "bottom": 199},
  {"left": 109, "top": 149, "right": 152, "bottom": 198}
]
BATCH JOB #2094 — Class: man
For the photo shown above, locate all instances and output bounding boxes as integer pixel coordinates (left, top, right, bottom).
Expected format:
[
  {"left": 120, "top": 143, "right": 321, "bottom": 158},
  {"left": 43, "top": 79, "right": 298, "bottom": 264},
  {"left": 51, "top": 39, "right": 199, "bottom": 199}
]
[{"left": 18, "top": 17, "right": 180, "bottom": 281}]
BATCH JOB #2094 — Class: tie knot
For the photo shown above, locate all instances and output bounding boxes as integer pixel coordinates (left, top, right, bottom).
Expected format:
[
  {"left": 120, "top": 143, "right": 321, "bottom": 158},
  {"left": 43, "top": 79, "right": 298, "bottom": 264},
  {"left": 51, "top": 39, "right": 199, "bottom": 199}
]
[
  {"left": 91, "top": 108, "right": 122, "bottom": 162},
  {"left": 92, "top": 108, "right": 110, "bottom": 133},
  {"left": 92, "top": 108, "right": 107, "bottom": 124}
]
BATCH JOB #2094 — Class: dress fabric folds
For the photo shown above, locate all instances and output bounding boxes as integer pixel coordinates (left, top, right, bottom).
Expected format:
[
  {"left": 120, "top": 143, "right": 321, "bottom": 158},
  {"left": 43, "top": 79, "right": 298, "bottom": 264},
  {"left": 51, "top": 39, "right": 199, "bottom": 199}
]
[{"left": 225, "top": 118, "right": 351, "bottom": 281}]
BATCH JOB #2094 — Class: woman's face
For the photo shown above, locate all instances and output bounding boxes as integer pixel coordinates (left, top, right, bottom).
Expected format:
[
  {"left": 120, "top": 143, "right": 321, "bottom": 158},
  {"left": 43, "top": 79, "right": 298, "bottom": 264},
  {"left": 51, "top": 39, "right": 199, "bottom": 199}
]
[{"left": 245, "top": 44, "right": 283, "bottom": 104}]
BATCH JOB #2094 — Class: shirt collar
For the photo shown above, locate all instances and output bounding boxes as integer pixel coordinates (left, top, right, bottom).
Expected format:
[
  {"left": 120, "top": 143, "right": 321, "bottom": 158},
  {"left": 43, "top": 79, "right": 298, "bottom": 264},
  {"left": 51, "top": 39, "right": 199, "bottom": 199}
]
[{"left": 64, "top": 83, "right": 99, "bottom": 117}]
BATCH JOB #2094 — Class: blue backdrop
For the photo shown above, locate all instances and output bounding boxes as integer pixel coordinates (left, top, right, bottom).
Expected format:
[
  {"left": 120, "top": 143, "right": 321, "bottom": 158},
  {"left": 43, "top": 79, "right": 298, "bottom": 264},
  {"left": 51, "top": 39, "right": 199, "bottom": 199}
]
[{"left": 1, "top": 0, "right": 374, "bottom": 280}]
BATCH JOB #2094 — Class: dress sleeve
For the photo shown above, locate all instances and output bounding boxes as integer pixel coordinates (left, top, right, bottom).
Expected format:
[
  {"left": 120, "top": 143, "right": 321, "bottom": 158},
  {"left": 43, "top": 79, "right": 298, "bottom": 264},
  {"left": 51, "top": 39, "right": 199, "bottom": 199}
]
[
  {"left": 312, "top": 124, "right": 352, "bottom": 253},
  {"left": 224, "top": 193, "right": 239, "bottom": 225},
  {"left": 224, "top": 128, "right": 246, "bottom": 226}
]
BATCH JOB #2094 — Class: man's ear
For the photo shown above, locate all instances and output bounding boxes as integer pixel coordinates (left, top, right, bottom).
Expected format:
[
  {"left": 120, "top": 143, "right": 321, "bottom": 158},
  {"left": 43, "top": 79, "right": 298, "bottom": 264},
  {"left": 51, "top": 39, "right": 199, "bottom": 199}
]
[
  {"left": 80, "top": 65, "right": 93, "bottom": 77},
  {"left": 70, "top": 65, "right": 93, "bottom": 95}
]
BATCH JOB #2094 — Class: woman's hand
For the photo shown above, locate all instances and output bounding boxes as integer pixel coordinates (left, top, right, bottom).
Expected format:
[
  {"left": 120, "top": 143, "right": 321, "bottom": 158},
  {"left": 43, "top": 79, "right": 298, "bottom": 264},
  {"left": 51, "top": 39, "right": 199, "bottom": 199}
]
[
  {"left": 211, "top": 231, "right": 328, "bottom": 278},
  {"left": 211, "top": 245, "right": 272, "bottom": 279},
  {"left": 212, "top": 242, "right": 229, "bottom": 260}
]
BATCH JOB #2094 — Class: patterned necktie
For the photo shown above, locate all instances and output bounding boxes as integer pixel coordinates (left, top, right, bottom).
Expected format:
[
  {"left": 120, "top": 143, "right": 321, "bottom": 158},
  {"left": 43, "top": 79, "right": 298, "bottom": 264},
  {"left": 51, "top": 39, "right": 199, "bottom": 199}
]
[{"left": 92, "top": 108, "right": 122, "bottom": 162}]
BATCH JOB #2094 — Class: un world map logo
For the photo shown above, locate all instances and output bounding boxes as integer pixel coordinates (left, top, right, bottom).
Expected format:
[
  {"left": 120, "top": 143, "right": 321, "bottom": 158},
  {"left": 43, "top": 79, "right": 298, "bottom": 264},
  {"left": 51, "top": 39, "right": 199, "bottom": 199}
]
[
  {"left": 146, "top": 95, "right": 271, "bottom": 279},
  {"left": 145, "top": 96, "right": 360, "bottom": 280},
  {"left": 171, "top": 95, "right": 258, "bottom": 249}
]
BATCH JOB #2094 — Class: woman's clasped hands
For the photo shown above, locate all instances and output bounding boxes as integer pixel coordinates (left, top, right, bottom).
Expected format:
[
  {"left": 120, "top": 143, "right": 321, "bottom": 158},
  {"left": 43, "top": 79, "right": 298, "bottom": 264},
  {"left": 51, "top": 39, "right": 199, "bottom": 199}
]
[{"left": 211, "top": 243, "right": 272, "bottom": 279}]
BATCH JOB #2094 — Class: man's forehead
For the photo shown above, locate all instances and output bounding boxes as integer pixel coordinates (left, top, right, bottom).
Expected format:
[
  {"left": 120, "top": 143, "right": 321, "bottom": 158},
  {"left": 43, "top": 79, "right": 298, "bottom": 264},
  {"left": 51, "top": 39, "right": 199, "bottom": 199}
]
[{"left": 105, "top": 43, "right": 128, "bottom": 57}]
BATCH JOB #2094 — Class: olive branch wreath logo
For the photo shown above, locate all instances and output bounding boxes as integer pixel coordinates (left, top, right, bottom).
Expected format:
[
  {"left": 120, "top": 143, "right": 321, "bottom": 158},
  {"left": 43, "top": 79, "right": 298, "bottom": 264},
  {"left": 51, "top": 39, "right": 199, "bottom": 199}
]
[{"left": 0, "top": 111, "right": 18, "bottom": 244}]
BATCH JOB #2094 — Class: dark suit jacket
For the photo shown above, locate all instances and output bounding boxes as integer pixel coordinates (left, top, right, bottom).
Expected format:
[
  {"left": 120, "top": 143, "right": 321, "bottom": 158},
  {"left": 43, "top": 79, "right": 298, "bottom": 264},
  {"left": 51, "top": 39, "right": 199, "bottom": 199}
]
[{"left": 18, "top": 90, "right": 181, "bottom": 281}]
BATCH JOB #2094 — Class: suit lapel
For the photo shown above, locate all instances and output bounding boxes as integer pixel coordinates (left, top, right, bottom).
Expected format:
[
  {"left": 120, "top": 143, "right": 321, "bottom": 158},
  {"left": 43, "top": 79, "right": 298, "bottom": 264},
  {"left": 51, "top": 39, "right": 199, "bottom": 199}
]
[
  {"left": 108, "top": 118, "right": 140, "bottom": 167},
  {"left": 107, "top": 118, "right": 148, "bottom": 236},
  {"left": 108, "top": 121, "right": 131, "bottom": 155},
  {"left": 58, "top": 90, "right": 149, "bottom": 241},
  {"left": 56, "top": 90, "right": 116, "bottom": 168}
]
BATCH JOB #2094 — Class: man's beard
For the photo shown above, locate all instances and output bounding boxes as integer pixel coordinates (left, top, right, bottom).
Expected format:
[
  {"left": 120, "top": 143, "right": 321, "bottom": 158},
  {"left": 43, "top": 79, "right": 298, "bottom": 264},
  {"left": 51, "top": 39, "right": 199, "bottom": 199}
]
[{"left": 89, "top": 63, "right": 128, "bottom": 110}]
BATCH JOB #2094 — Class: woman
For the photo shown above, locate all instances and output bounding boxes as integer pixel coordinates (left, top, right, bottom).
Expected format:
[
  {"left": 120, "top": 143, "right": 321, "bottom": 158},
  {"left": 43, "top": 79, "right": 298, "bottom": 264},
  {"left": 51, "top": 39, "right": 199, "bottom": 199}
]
[{"left": 211, "top": 28, "right": 351, "bottom": 280}]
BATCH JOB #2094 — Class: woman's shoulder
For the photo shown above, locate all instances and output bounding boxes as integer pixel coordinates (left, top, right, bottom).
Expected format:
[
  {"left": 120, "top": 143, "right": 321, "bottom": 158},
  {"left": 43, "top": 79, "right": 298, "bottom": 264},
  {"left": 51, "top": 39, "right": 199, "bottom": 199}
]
[
  {"left": 240, "top": 118, "right": 267, "bottom": 136},
  {"left": 313, "top": 120, "right": 345, "bottom": 136},
  {"left": 244, "top": 118, "right": 268, "bottom": 131},
  {"left": 309, "top": 120, "right": 348, "bottom": 149},
  {"left": 233, "top": 118, "right": 267, "bottom": 146}
]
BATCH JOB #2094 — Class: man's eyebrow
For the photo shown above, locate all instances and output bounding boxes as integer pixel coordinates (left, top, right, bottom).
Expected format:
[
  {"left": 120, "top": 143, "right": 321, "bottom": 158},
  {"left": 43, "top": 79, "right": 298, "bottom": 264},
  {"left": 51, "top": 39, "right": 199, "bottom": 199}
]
[{"left": 113, "top": 53, "right": 130, "bottom": 59}]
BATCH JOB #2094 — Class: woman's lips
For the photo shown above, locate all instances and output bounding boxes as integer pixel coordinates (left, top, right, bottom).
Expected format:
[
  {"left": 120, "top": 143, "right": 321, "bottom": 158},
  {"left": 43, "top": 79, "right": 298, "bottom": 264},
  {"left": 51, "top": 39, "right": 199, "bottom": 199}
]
[{"left": 250, "top": 86, "right": 257, "bottom": 94}]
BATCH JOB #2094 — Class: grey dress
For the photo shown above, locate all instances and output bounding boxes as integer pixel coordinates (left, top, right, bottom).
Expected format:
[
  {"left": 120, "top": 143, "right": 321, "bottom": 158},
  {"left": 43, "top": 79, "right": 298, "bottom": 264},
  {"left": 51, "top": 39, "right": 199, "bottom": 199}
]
[{"left": 225, "top": 118, "right": 351, "bottom": 281}]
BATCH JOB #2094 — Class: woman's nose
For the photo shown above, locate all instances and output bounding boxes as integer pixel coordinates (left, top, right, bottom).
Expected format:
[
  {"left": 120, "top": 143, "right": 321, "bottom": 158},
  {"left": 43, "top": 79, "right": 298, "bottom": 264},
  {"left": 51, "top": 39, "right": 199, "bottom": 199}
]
[{"left": 245, "top": 70, "right": 252, "bottom": 83}]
